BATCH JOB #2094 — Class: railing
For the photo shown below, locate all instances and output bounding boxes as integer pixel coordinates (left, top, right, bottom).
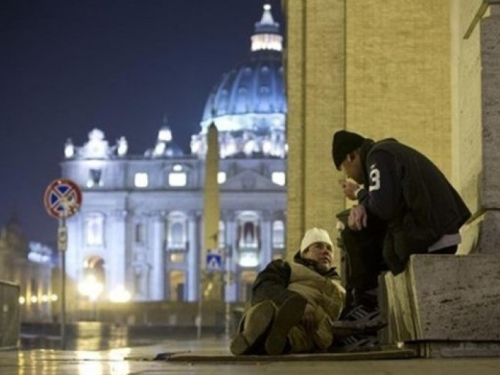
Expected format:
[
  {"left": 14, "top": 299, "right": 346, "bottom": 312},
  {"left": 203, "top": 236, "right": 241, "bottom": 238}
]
[{"left": 0, "top": 280, "right": 20, "bottom": 349}]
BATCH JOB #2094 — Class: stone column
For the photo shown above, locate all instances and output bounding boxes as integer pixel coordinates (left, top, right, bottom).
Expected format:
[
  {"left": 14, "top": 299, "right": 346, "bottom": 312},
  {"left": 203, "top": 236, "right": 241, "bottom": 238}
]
[
  {"left": 260, "top": 211, "right": 272, "bottom": 271},
  {"left": 285, "top": 0, "right": 346, "bottom": 257},
  {"left": 108, "top": 210, "right": 127, "bottom": 296},
  {"left": 224, "top": 212, "right": 237, "bottom": 301},
  {"left": 474, "top": 2, "right": 500, "bottom": 253},
  {"left": 187, "top": 211, "right": 201, "bottom": 301},
  {"left": 150, "top": 211, "right": 166, "bottom": 300}
]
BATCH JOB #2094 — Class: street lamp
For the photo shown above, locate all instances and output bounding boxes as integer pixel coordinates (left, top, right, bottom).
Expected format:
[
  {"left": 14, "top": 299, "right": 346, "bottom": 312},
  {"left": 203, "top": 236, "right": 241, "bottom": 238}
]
[
  {"left": 78, "top": 275, "right": 103, "bottom": 320},
  {"left": 78, "top": 275, "right": 104, "bottom": 301},
  {"left": 109, "top": 286, "right": 131, "bottom": 303}
]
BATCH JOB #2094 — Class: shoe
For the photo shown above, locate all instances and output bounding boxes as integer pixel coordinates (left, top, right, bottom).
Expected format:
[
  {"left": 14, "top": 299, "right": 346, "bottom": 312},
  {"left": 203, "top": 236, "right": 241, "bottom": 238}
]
[
  {"left": 230, "top": 301, "right": 275, "bottom": 355},
  {"left": 264, "top": 294, "right": 307, "bottom": 355},
  {"left": 337, "top": 334, "right": 380, "bottom": 353},
  {"left": 337, "top": 304, "right": 386, "bottom": 331}
]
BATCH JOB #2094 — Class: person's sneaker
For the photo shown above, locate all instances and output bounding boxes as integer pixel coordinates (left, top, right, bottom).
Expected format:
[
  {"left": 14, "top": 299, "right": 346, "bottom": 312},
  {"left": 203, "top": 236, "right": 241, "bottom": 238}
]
[
  {"left": 264, "top": 294, "right": 307, "bottom": 355},
  {"left": 344, "top": 304, "right": 383, "bottom": 325},
  {"left": 333, "top": 304, "right": 386, "bottom": 335},
  {"left": 230, "top": 301, "right": 275, "bottom": 355},
  {"left": 337, "top": 334, "right": 380, "bottom": 353}
]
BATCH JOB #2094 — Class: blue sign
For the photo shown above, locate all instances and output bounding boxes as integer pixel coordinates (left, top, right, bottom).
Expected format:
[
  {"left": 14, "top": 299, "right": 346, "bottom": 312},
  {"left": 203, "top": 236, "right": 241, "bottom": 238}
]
[{"left": 206, "top": 251, "right": 222, "bottom": 271}]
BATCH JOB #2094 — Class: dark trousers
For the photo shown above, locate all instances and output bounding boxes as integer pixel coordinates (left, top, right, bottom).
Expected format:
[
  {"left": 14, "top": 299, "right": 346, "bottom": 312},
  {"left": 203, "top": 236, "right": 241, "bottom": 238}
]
[
  {"left": 339, "top": 212, "right": 387, "bottom": 309},
  {"left": 337, "top": 209, "right": 457, "bottom": 309}
]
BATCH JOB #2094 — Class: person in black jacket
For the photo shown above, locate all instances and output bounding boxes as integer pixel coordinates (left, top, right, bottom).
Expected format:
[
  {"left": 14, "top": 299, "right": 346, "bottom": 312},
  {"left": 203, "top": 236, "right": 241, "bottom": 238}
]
[
  {"left": 331, "top": 130, "right": 471, "bottom": 318},
  {"left": 230, "top": 228, "right": 346, "bottom": 355}
]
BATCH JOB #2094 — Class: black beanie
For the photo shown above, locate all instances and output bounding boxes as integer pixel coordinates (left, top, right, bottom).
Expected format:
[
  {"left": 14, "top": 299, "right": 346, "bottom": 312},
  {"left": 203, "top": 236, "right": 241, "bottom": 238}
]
[{"left": 331, "top": 130, "right": 365, "bottom": 170}]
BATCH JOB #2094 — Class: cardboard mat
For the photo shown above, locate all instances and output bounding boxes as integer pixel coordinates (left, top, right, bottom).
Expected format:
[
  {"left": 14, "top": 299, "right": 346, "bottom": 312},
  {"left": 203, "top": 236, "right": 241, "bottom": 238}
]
[{"left": 154, "top": 348, "right": 417, "bottom": 362}]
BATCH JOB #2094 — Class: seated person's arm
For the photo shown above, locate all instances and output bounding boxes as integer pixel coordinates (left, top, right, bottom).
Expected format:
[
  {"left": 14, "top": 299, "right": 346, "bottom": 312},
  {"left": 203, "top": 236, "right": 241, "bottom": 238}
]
[{"left": 251, "top": 259, "right": 300, "bottom": 306}]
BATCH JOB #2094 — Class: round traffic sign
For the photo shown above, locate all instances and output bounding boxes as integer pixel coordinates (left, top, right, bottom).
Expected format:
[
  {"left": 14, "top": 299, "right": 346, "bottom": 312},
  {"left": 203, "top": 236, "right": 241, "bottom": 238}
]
[{"left": 44, "top": 178, "right": 82, "bottom": 219}]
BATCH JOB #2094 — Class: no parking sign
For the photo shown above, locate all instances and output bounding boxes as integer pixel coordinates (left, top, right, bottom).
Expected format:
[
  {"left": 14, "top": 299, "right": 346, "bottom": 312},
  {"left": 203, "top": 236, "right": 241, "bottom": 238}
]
[
  {"left": 43, "top": 178, "right": 82, "bottom": 348},
  {"left": 44, "top": 178, "right": 82, "bottom": 219}
]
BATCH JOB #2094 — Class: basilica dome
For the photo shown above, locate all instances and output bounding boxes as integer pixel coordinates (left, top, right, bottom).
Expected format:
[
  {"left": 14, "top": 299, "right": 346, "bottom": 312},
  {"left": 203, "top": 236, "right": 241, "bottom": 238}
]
[
  {"left": 200, "top": 50, "right": 286, "bottom": 125},
  {"left": 193, "top": 4, "right": 287, "bottom": 159}
]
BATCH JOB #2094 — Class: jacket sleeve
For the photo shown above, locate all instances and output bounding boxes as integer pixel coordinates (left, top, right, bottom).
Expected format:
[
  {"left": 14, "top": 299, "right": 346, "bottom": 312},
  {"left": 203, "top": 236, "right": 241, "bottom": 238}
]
[
  {"left": 251, "top": 260, "right": 302, "bottom": 306},
  {"left": 357, "top": 150, "right": 403, "bottom": 221}
]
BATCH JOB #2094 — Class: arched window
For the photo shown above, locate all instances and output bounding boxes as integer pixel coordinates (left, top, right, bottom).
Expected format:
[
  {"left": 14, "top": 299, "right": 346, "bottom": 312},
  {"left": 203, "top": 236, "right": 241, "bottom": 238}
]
[
  {"left": 85, "top": 213, "right": 104, "bottom": 246},
  {"left": 167, "top": 212, "right": 187, "bottom": 250},
  {"left": 170, "top": 223, "right": 183, "bottom": 248},
  {"left": 239, "top": 222, "right": 258, "bottom": 248},
  {"left": 272, "top": 220, "right": 285, "bottom": 248}
]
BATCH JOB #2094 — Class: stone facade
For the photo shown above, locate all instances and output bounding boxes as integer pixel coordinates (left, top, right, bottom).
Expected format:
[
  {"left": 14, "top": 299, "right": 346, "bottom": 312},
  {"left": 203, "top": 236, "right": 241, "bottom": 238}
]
[
  {"left": 285, "top": 0, "right": 455, "bottom": 263},
  {"left": 60, "top": 5, "right": 288, "bottom": 306}
]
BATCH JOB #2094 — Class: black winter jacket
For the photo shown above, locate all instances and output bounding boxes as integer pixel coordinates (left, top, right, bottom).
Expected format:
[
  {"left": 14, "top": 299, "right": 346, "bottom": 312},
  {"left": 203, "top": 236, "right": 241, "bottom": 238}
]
[{"left": 358, "top": 138, "right": 471, "bottom": 274}]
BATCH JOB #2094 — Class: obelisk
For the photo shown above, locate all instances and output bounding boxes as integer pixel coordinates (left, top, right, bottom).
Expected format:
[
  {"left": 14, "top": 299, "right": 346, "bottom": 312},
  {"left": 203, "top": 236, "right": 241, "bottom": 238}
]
[{"left": 201, "top": 123, "right": 222, "bottom": 301}]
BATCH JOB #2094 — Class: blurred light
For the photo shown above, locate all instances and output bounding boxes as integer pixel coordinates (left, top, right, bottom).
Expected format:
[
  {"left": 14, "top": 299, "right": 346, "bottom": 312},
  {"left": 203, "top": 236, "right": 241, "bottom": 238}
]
[
  {"left": 217, "top": 172, "right": 226, "bottom": 184},
  {"left": 168, "top": 172, "right": 186, "bottom": 186},
  {"left": 51, "top": 294, "right": 58, "bottom": 302},
  {"left": 271, "top": 172, "right": 286, "bottom": 186},
  {"left": 158, "top": 127, "right": 172, "bottom": 142},
  {"left": 79, "top": 275, "right": 104, "bottom": 301},
  {"left": 238, "top": 252, "right": 259, "bottom": 267},
  {"left": 30, "top": 296, "right": 38, "bottom": 303},
  {"left": 41, "top": 295, "right": 49, "bottom": 302},
  {"left": 64, "top": 139, "right": 75, "bottom": 158},
  {"left": 134, "top": 173, "right": 148, "bottom": 188},
  {"left": 109, "top": 287, "right": 131, "bottom": 303},
  {"left": 19, "top": 296, "right": 26, "bottom": 305}
]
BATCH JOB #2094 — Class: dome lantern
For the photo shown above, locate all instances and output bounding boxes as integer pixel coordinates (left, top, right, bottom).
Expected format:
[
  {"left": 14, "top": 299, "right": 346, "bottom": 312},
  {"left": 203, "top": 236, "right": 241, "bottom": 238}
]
[
  {"left": 251, "top": 4, "right": 282, "bottom": 52},
  {"left": 192, "top": 3, "right": 287, "bottom": 159}
]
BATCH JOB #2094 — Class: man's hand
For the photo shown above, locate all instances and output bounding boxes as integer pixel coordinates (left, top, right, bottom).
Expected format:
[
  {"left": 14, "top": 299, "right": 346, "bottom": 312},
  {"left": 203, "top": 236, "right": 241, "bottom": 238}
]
[
  {"left": 348, "top": 205, "right": 368, "bottom": 231},
  {"left": 339, "top": 179, "right": 360, "bottom": 201},
  {"left": 301, "top": 303, "right": 317, "bottom": 333}
]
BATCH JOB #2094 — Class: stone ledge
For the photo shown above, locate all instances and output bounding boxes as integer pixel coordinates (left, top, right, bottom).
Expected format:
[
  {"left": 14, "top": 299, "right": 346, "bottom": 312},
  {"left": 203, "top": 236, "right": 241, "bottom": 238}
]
[{"left": 380, "top": 254, "right": 500, "bottom": 344}]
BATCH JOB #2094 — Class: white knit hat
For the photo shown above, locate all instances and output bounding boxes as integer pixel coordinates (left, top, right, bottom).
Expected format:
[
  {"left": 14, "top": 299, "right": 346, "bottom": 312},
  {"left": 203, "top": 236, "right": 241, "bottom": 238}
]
[{"left": 300, "top": 227, "right": 333, "bottom": 254}]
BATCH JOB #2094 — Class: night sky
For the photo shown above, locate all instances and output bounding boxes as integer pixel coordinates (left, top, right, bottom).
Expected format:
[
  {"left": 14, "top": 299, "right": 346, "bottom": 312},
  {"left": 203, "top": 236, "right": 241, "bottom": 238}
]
[{"left": 0, "top": 0, "right": 284, "bottom": 246}]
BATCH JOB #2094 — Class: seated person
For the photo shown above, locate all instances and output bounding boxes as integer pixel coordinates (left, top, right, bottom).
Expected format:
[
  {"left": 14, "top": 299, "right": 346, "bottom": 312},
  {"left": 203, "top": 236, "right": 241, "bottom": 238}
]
[
  {"left": 230, "top": 228, "right": 346, "bottom": 355},
  {"left": 331, "top": 130, "right": 471, "bottom": 325}
]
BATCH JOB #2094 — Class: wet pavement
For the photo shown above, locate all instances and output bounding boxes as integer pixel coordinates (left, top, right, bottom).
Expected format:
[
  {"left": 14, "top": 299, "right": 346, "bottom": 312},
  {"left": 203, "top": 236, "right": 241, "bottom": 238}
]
[{"left": 2, "top": 329, "right": 500, "bottom": 375}]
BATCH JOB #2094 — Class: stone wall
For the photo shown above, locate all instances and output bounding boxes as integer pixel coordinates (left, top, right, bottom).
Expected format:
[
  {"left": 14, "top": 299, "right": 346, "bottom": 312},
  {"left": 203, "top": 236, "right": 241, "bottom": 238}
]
[
  {"left": 285, "top": 0, "right": 346, "bottom": 263},
  {"left": 346, "top": 0, "right": 452, "bottom": 179},
  {"left": 286, "top": 0, "right": 455, "bottom": 261}
]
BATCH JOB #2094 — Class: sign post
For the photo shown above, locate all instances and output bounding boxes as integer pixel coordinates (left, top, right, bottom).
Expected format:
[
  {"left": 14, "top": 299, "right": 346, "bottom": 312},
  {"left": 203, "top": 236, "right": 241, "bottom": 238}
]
[{"left": 43, "top": 178, "right": 82, "bottom": 349}]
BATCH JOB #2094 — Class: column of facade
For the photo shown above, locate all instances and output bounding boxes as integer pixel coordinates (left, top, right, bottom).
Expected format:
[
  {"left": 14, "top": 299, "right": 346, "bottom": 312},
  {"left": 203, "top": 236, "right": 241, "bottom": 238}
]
[
  {"left": 260, "top": 211, "right": 272, "bottom": 271},
  {"left": 65, "top": 214, "right": 82, "bottom": 283},
  {"left": 187, "top": 211, "right": 201, "bottom": 301},
  {"left": 108, "top": 210, "right": 128, "bottom": 297},
  {"left": 150, "top": 211, "right": 166, "bottom": 300},
  {"left": 224, "top": 211, "right": 237, "bottom": 301}
]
